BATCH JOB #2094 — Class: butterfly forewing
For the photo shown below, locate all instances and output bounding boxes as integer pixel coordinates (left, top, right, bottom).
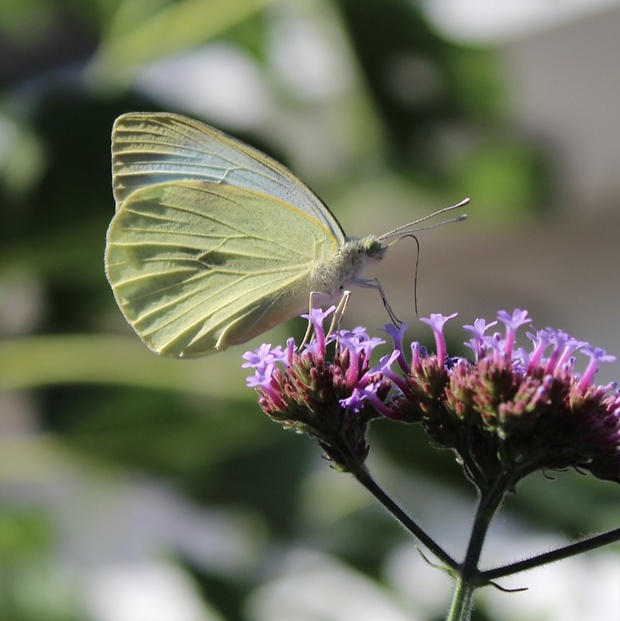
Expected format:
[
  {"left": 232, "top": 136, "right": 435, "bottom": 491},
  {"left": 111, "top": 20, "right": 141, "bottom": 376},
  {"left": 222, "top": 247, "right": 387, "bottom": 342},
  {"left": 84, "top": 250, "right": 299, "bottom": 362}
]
[
  {"left": 112, "top": 113, "right": 346, "bottom": 243},
  {"left": 105, "top": 180, "right": 341, "bottom": 356}
]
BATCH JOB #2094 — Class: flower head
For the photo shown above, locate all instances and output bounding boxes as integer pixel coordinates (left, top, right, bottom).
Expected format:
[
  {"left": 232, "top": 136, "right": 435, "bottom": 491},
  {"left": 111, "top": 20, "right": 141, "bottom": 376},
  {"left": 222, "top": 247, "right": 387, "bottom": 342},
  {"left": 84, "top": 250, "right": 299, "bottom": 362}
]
[
  {"left": 245, "top": 308, "right": 618, "bottom": 488},
  {"left": 383, "top": 310, "right": 619, "bottom": 489},
  {"left": 243, "top": 307, "right": 391, "bottom": 470}
]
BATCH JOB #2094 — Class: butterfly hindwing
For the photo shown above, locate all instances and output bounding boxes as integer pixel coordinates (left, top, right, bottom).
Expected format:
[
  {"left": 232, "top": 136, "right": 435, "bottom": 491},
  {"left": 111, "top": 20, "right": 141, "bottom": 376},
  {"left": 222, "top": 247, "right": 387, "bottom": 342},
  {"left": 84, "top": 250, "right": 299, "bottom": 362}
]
[{"left": 106, "top": 179, "right": 340, "bottom": 356}]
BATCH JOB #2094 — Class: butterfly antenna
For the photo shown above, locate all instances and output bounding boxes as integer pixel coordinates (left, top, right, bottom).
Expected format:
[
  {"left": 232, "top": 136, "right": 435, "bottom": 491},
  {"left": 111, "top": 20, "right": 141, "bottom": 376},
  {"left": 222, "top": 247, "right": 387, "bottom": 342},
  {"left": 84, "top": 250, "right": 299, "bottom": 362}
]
[{"left": 379, "top": 198, "right": 469, "bottom": 241}]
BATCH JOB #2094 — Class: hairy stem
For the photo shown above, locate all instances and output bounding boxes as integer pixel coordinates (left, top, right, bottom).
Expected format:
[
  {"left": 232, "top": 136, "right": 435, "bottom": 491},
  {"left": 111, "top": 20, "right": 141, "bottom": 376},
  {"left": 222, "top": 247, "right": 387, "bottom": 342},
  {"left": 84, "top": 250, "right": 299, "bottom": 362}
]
[{"left": 482, "top": 527, "right": 620, "bottom": 581}]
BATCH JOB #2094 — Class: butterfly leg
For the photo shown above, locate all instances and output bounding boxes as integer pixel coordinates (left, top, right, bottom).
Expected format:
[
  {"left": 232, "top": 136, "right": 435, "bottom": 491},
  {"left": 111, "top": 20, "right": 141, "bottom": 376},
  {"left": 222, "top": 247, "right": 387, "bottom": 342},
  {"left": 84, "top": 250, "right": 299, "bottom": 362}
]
[
  {"left": 298, "top": 291, "right": 323, "bottom": 350},
  {"left": 325, "top": 290, "right": 351, "bottom": 338},
  {"left": 298, "top": 290, "right": 353, "bottom": 350},
  {"left": 355, "top": 277, "right": 402, "bottom": 326}
]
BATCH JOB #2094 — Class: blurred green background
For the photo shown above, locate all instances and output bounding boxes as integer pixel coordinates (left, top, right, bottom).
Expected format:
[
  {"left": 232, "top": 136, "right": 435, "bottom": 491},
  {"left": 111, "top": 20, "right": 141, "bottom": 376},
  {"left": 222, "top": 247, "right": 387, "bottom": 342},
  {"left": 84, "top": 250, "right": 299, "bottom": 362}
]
[{"left": 0, "top": 1, "right": 618, "bottom": 620}]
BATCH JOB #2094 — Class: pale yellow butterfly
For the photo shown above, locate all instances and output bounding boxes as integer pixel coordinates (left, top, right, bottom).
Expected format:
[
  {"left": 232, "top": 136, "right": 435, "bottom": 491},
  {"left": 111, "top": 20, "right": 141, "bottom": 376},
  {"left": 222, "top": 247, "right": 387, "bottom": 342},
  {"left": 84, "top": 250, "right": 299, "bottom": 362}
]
[{"left": 105, "top": 113, "right": 467, "bottom": 357}]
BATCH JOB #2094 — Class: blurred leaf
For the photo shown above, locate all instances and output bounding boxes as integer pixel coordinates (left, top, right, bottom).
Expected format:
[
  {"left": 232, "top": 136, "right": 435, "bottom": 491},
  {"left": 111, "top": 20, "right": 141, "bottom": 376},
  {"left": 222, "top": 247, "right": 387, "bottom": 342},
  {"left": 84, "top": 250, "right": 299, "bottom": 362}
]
[
  {"left": 0, "top": 502, "right": 83, "bottom": 621},
  {"left": 0, "top": 116, "right": 46, "bottom": 198},
  {"left": 0, "top": 219, "right": 106, "bottom": 283},
  {"left": 43, "top": 385, "right": 274, "bottom": 473},
  {"left": 0, "top": 561, "right": 84, "bottom": 621},
  {"left": 0, "top": 507, "right": 54, "bottom": 561},
  {"left": 451, "top": 135, "right": 552, "bottom": 218},
  {"left": 0, "top": 0, "right": 55, "bottom": 47},
  {"left": 39, "top": 382, "right": 315, "bottom": 531},
  {"left": 184, "top": 562, "right": 248, "bottom": 621},
  {"left": 335, "top": 0, "right": 549, "bottom": 217},
  {"left": 0, "top": 335, "right": 250, "bottom": 396},
  {"left": 89, "top": 0, "right": 279, "bottom": 85},
  {"left": 337, "top": 0, "right": 498, "bottom": 178}
]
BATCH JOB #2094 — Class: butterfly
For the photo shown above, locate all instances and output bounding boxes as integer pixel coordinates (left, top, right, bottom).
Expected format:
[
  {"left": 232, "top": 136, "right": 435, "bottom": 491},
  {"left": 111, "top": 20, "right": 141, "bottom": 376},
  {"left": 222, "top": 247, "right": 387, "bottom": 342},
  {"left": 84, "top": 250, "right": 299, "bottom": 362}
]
[{"left": 105, "top": 113, "right": 467, "bottom": 357}]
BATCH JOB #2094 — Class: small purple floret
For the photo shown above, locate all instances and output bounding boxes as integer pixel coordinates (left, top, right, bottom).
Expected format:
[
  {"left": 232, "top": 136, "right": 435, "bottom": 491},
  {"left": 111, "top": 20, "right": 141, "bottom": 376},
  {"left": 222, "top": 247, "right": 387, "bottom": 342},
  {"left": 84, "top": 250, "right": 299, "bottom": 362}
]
[{"left": 420, "top": 313, "right": 457, "bottom": 362}]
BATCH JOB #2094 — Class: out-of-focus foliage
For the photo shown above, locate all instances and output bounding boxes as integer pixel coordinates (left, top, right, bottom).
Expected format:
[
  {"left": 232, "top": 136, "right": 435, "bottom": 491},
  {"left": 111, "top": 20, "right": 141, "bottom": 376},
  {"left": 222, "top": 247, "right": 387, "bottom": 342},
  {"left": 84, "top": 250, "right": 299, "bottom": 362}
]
[{"left": 0, "top": 1, "right": 615, "bottom": 620}]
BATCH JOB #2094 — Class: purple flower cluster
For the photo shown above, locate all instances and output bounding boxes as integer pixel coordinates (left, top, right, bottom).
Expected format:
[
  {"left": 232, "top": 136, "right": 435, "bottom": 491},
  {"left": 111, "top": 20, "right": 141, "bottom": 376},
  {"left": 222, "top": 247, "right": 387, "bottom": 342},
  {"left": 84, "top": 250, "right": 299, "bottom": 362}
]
[
  {"left": 244, "top": 308, "right": 619, "bottom": 486},
  {"left": 381, "top": 309, "right": 619, "bottom": 487},
  {"left": 243, "top": 307, "right": 391, "bottom": 470}
]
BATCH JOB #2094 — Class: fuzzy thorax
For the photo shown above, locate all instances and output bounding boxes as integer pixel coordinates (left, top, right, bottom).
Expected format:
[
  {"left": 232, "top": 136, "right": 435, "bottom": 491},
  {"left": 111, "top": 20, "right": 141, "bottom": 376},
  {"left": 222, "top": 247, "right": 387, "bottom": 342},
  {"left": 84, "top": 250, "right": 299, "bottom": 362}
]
[{"left": 311, "top": 235, "right": 386, "bottom": 298}]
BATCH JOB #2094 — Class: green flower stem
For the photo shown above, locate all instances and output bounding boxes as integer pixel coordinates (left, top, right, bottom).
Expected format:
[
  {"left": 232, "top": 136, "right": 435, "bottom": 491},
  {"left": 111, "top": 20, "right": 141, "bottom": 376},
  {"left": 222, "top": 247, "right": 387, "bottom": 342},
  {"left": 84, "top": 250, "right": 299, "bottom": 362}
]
[
  {"left": 333, "top": 436, "right": 457, "bottom": 570},
  {"left": 481, "top": 527, "right": 620, "bottom": 581},
  {"left": 445, "top": 576, "right": 475, "bottom": 621},
  {"left": 355, "top": 464, "right": 457, "bottom": 569},
  {"left": 446, "top": 477, "right": 507, "bottom": 621}
]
